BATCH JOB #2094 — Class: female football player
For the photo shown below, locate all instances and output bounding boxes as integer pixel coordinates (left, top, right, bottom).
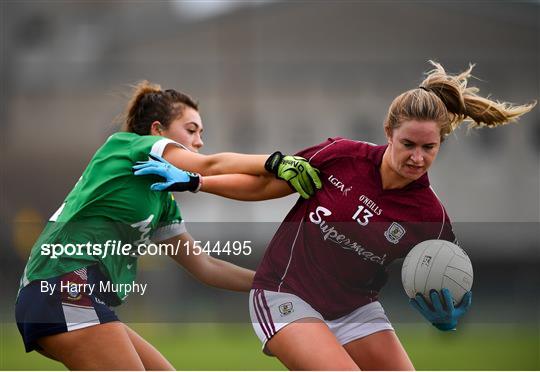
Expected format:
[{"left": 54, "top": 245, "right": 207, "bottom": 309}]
[
  {"left": 15, "top": 81, "right": 321, "bottom": 370},
  {"left": 137, "top": 62, "right": 536, "bottom": 370}
]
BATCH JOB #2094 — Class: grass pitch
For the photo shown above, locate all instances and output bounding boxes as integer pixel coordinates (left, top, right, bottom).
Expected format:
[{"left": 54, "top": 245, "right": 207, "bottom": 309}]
[{"left": 1, "top": 323, "right": 538, "bottom": 370}]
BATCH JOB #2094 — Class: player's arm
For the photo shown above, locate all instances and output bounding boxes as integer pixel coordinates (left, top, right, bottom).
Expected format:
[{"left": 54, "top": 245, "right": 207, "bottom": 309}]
[
  {"left": 162, "top": 145, "right": 266, "bottom": 176},
  {"left": 134, "top": 153, "right": 322, "bottom": 199},
  {"left": 160, "top": 232, "right": 254, "bottom": 292},
  {"left": 162, "top": 146, "right": 321, "bottom": 197},
  {"left": 201, "top": 174, "right": 294, "bottom": 201}
]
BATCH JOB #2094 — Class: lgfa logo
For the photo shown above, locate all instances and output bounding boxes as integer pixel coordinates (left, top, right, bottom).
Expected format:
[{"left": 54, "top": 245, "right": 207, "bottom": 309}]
[{"left": 328, "top": 175, "right": 352, "bottom": 196}]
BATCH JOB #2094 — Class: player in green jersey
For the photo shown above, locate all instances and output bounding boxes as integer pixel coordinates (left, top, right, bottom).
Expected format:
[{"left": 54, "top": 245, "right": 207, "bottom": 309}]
[{"left": 15, "top": 81, "right": 322, "bottom": 370}]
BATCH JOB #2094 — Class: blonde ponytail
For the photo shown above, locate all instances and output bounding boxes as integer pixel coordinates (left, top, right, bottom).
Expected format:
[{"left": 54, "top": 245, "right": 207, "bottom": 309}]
[{"left": 420, "top": 61, "right": 536, "bottom": 138}]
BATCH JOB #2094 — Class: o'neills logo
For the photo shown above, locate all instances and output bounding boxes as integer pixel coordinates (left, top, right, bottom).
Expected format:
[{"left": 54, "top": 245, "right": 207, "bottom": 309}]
[
  {"left": 309, "top": 205, "right": 387, "bottom": 265},
  {"left": 328, "top": 175, "right": 352, "bottom": 196},
  {"left": 359, "top": 194, "right": 382, "bottom": 216}
]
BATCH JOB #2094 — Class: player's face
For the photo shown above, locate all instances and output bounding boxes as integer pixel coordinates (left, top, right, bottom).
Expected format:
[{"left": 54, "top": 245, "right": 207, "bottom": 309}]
[
  {"left": 386, "top": 119, "right": 441, "bottom": 181},
  {"left": 160, "top": 107, "right": 204, "bottom": 152}
]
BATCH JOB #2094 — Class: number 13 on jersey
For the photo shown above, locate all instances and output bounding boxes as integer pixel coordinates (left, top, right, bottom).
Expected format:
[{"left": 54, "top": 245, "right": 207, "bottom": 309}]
[{"left": 352, "top": 205, "right": 373, "bottom": 226}]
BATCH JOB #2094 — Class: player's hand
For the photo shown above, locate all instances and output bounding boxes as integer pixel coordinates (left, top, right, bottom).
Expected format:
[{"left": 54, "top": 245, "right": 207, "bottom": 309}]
[
  {"left": 132, "top": 154, "right": 201, "bottom": 192},
  {"left": 410, "top": 288, "right": 472, "bottom": 331},
  {"left": 265, "top": 151, "right": 322, "bottom": 199}
]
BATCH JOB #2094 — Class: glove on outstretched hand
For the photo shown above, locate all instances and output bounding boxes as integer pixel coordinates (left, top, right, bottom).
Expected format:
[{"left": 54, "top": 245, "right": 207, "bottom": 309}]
[
  {"left": 132, "top": 154, "right": 201, "bottom": 192},
  {"left": 265, "top": 151, "right": 322, "bottom": 199}
]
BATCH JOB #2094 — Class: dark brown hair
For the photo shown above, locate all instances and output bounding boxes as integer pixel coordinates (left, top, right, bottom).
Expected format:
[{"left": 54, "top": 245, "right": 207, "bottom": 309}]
[{"left": 122, "top": 80, "right": 199, "bottom": 135}]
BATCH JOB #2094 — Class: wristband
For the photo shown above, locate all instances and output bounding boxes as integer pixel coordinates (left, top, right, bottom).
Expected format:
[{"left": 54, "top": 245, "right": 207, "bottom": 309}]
[
  {"left": 265, "top": 151, "right": 283, "bottom": 175},
  {"left": 192, "top": 174, "right": 202, "bottom": 193}
]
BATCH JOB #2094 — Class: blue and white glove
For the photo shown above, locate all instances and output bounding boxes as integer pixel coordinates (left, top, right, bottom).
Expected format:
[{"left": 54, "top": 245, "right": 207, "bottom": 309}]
[
  {"left": 410, "top": 288, "right": 472, "bottom": 331},
  {"left": 132, "top": 154, "right": 201, "bottom": 192}
]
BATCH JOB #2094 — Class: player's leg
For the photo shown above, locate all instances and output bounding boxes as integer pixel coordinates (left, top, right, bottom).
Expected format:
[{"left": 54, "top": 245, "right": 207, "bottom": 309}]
[
  {"left": 249, "top": 289, "right": 359, "bottom": 370},
  {"left": 16, "top": 268, "right": 146, "bottom": 370},
  {"left": 266, "top": 318, "right": 359, "bottom": 370},
  {"left": 343, "top": 330, "right": 414, "bottom": 371},
  {"left": 124, "top": 324, "right": 175, "bottom": 370},
  {"left": 328, "top": 301, "right": 414, "bottom": 371},
  {"left": 37, "top": 321, "right": 146, "bottom": 370}
]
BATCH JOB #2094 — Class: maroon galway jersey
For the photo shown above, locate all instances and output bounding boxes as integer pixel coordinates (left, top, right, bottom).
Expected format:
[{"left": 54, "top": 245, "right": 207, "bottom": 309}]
[{"left": 253, "top": 137, "right": 456, "bottom": 319}]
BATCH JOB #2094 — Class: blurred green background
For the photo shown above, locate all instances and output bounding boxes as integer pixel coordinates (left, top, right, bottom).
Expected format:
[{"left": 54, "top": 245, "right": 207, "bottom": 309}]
[{"left": 1, "top": 322, "right": 538, "bottom": 370}]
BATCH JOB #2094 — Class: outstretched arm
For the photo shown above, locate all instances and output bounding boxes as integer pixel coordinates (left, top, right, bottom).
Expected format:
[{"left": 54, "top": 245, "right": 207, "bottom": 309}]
[
  {"left": 201, "top": 174, "right": 294, "bottom": 201},
  {"left": 134, "top": 153, "right": 321, "bottom": 199},
  {"left": 163, "top": 232, "right": 255, "bottom": 292},
  {"left": 162, "top": 145, "right": 268, "bottom": 177}
]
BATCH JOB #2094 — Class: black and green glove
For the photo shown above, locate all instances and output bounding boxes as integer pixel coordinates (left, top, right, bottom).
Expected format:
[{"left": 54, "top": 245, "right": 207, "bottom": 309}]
[{"left": 265, "top": 151, "right": 322, "bottom": 199}]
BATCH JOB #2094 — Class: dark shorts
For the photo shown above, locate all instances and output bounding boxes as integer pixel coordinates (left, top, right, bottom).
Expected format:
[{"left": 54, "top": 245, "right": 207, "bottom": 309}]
[{"left": 15, "top": 265, "right": 119, "bottom": 352}]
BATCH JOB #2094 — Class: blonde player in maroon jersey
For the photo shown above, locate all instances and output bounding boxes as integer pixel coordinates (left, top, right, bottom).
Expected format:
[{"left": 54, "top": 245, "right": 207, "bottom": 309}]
[{"left": 136, "top": 61, "right": 535, "bottom": 370}]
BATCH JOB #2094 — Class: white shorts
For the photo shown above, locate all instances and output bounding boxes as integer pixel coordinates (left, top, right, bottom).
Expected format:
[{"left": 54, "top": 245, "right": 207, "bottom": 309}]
[{"left": 249, "top": 289, "right": 394, "bottom": 355}]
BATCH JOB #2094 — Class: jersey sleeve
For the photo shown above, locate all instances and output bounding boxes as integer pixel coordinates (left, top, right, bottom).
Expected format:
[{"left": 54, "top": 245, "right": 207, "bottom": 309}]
[
  {"left": 151, "top": 193, "right": 187, "bottom": 242},
  {"left": 439, "top": 208, "right": 458, "bottom": 245},
  {"left": 422, "top": 187, "right": 458, "bottom": 245},
  {"left": 129, "top": 135, "right": 188, "bottom": 162}
]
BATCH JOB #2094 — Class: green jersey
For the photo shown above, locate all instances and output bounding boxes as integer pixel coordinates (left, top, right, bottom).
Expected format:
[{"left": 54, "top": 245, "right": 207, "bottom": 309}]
[{"left": 20, "top": 132, "right": 187, "bottom": 303}]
